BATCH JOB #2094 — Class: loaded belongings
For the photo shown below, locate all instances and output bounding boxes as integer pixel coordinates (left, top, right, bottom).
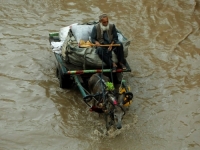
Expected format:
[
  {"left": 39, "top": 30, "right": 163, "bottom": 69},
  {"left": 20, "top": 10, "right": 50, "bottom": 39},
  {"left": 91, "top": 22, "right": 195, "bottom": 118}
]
[{"left": 59, "top": 22, "right": 130, "bottom": 68}]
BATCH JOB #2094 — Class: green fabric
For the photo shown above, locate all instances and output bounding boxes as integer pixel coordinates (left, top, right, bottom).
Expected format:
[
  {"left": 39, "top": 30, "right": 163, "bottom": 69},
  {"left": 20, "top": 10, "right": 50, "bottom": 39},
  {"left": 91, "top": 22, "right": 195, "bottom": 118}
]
[{"left": 106, "top": 82, "right": 114, "bottom": 91}]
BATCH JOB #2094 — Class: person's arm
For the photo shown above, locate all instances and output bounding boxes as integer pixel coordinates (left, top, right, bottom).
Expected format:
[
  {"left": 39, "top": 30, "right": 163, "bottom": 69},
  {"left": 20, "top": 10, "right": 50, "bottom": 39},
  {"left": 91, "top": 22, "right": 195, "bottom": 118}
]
[
  {"left": 91, "top": 26, "right": 97, "bottom": 44},
  {"left": 91, "top": 25, "right": 101, "bottom": 46},
  {"left": 108, "top": 24, "right": 118, "bottom": 51},
  {"left": 112, "top": 24, "right": 118, "bottom": 43}
]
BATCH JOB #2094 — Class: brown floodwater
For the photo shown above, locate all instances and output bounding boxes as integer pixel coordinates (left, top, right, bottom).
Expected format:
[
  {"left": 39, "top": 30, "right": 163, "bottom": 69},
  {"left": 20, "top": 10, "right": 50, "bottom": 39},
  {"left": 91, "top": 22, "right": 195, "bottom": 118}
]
[{"left": 0, "top": 0, "right": 200, "bottom": 150}]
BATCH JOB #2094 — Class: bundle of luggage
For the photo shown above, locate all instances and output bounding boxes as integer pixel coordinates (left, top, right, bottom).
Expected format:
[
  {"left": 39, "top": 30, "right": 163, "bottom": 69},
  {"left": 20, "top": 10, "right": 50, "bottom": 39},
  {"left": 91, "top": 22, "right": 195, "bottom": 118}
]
[{"left": 50, "top": 22, "right": 130, "bottom": 68}]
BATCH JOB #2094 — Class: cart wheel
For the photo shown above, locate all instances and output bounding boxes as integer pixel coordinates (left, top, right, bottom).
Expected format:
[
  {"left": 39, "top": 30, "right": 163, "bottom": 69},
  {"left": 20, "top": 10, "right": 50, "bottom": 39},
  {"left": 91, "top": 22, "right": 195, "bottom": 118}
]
[{"left": 57, "top": 66, "right": 73, "bottom": 89}]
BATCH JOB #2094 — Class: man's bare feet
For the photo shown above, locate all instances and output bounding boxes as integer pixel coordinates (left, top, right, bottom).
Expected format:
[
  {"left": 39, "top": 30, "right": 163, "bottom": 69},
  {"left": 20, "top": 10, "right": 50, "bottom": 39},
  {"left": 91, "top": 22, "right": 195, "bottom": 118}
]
[
  {"left": 119, "top": 62, "right": 126, "bottom": 70},
  {"left": 113, "top": 63, "right": 117, "bottom": 68},
  {"left": 112, "top": 63, "right": 117, "bottom": 72}
]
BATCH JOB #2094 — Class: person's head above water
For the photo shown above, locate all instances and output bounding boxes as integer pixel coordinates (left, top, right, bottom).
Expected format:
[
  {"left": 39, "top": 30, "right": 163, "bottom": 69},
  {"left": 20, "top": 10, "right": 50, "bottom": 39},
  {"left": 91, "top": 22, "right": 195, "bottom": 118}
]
[{"left": 99, "top": 13, "right": 109, "bottom": 26}]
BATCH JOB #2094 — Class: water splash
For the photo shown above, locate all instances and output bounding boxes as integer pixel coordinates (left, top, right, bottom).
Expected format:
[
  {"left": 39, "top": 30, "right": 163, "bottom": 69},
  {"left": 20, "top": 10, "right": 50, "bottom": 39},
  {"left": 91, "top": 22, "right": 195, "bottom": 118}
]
[{"left": 92, "top": 114, "right": 138, "bottom": 139}]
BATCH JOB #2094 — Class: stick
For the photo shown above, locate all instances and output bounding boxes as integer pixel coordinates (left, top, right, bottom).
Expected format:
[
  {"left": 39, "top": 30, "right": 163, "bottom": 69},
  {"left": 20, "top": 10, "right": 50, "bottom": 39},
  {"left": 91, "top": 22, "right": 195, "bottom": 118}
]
[
  {"left": 79, "top": 39, "right": 120, "bottom": 47},
  {"left": 80, "top": 43, "right": 120, "bottom": 47}
]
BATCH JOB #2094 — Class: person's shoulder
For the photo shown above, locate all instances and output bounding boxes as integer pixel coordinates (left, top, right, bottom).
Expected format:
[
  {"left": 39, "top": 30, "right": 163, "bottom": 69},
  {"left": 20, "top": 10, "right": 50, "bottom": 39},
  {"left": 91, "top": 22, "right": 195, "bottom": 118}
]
[
  {"left": 109, "top": 24, "right": 116, "bottom": 31},
  {"left": 95, "top": 23, "right": 101, "bottom": 27},
  {"left": 92, "top": 24, "right": 98, "bottom": 29},
  {"left": 92, "top": 24, "right": 97, "bottom": 31},
  {"left": 109, "top": 23, "right": 116, "bottom": 28}
]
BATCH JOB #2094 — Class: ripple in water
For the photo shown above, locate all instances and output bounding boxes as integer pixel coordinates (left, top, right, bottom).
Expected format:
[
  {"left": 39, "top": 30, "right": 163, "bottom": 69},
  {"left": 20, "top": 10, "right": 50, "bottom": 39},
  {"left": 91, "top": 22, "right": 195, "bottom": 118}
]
[{"left": 92, "top": 113, "right": 138, "bottom": 139}]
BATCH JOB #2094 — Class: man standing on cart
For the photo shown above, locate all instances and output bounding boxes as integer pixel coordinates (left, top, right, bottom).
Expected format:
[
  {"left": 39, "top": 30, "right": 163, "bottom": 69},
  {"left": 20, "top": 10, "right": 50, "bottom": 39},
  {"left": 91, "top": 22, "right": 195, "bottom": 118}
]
[{"left": 90, "top": 13, "right": 126, "bottom": 72}]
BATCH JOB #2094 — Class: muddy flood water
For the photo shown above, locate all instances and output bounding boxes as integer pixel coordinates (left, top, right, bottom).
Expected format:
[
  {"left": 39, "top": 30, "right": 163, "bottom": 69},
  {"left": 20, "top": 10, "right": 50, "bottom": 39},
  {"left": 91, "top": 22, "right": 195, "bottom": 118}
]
[{"left": 0, "top": 0, "right": 200, "bottom": 150}]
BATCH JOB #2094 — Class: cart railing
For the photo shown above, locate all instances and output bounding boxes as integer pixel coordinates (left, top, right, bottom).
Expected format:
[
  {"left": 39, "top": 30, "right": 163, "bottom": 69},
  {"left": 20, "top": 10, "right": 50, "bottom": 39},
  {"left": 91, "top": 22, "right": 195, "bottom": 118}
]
[{"left": 55, "top": 53, "right": 131, "bottom": 75}]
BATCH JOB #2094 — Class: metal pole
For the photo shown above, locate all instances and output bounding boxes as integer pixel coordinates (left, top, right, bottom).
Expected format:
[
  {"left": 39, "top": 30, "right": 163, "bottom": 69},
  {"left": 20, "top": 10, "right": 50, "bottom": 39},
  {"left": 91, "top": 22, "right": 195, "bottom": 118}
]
[
  {"left": 73, "top": 75, "right": 91, "bottom": 107},
  {"left": 73, "top": 75, "right": 87, "bottom": 98}
]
